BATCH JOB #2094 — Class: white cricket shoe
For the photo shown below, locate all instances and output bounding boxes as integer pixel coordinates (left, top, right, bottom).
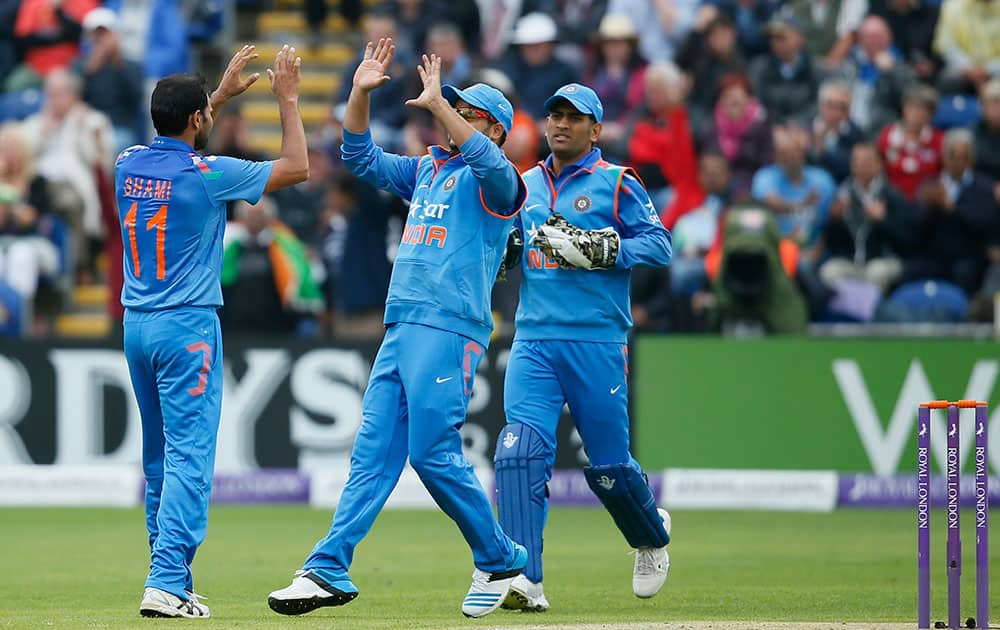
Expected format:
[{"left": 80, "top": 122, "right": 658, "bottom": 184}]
[
  {"left": 501, "top": 574, "right": 550, "bottom": 612},
  {"left": 462, "top": 543, "right": 527, "bottom": 618},
  {"left": 139, "top": 587, "right": 210, "bottom": 618},
  {"left": 267, "top": 569, "right": 359, "bottom": 616},
  {"left": 632, "top": 508, "right": 672, "bottom": 599}
]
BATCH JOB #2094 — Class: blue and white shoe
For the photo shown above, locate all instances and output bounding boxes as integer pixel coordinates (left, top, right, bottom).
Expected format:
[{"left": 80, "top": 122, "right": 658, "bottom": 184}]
[
  {"left": 267, "top": 568, "right": 359, "bottom": 616},
  {"left": 462, "top": 543, "right": 527, "bottom": 618}
]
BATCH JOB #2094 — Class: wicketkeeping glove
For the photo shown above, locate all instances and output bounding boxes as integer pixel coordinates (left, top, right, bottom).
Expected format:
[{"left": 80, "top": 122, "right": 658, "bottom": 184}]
[
  {"left": 532, "top": 213, "right": 620, "bottom": 270},
  {"left": 497, "top": 227, "right": 524, "bottom": 282}
]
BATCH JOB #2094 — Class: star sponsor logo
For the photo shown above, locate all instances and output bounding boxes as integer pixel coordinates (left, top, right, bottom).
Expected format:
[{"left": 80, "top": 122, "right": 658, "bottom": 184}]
[{"left": 645, "top": 200, "right": 659, "bottom": 224}]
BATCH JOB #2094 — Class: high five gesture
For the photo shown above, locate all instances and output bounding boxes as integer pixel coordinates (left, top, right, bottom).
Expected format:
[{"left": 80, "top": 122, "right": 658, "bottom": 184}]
[
  {"left": 405, "top": 54, "right": 443, "bottom": 111},
  {"left": 354, "top": 38, "right": 395, "bottom": 92},
  {"left": 210, "top": 44, "right": 260, "bottom": 114}
]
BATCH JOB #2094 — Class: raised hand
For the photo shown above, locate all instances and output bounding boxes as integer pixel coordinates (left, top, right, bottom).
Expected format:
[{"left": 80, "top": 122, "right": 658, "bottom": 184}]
[
  {"left": 353, "top": 38, "right": 394, "bottom": 92},
  {"left": 267, "top": 44, "right": 302, "bottom": 101},
  {"left": 404, "top": 54, "right": 443, "bottom": 111},
  {"left": 216, "top": 44, "right": 260, "bottom": 101}
]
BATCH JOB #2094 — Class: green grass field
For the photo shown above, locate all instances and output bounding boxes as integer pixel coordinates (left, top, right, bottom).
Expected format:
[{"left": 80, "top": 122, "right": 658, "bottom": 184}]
[{"left": 1, "top": 506, "right": 997, "bottom": 628}]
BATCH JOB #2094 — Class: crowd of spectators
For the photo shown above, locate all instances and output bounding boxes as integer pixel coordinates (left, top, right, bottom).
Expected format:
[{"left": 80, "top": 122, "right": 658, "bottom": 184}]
[
  {"left": 4, "top": 0, "right": 1000, "bottom": 337},
  {"left": 0, "top": 0, "right": 226, "bottom": 335}
]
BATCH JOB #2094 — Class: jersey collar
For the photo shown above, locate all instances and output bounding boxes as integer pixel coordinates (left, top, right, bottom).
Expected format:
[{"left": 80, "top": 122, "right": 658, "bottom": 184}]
[
  {"left": 542, "top": 147, "right": 602, "bottom": 178},
  {"left": 152, "top": 136, "right": 196, "bottom": 152},
  {"left": 428, "top": 144, "right": 464, "bottom": 165}
]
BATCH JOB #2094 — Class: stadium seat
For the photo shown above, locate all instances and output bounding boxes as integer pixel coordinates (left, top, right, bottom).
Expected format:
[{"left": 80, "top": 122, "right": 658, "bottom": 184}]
[
  {"left": 933, "top": 94, "right": 980, "bottom": 130},
  {"left": 0, "top": 88, "right": 43, "bottom": 123}
]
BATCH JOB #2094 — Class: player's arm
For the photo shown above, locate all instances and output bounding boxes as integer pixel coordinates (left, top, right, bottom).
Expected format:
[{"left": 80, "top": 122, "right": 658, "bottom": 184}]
[
  {"left": 457, "top": 133, "right": 522, "bottom": 215},
  {"left": 263, "top": 45, "right": 309, "bottom": 193},
  {"left": 341, "top": 39, "right": 420, "bottom": 199},
  {"left": 612, "top": 173, "right": 672, "bottom": 269},
  {"left": 405, "top": 53, "right": 521, "bottom": 214}
]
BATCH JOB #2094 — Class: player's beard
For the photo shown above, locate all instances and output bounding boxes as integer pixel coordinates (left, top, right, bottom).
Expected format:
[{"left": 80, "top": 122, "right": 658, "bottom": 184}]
[{"left": 194, "top": 127, "right": 210, "bottom": 151}]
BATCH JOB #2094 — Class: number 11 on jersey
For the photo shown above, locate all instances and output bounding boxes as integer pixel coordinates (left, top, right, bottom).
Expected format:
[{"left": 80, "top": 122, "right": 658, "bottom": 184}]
[{"left": 124, "top": 201, "right": 168, "bottom": 280}]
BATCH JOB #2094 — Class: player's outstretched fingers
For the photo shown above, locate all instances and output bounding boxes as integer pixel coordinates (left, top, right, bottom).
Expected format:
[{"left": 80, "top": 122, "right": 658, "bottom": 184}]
[
  {"left": 275, "top": 44, "right": 288, "bottom": 73},
  {"left": 372, "top": 38, "right": 385, "bottom": 61},
  {"left": 375, "top": 38, "right": 394, "bottom": 67}
]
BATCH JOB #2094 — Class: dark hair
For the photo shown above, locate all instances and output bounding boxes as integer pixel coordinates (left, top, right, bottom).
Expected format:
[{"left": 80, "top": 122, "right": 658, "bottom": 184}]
[
  {"left": 150, "top": 74, "right": 210, "bottom": 136},
  {"left": 705, "top": 14, "right": 736, "bottom": 34},
  {"left": 716, "top": 73, "right": 752, "bottom": 103}
]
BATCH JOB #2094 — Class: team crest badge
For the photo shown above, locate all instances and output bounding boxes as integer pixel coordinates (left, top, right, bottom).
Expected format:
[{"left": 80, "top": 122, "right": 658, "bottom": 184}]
[
  {"left": 443, "top": 175, "right": 457, "bottom": 191},
  {"left": 572, "top": 195, "right": 592, "bottom": 212}
]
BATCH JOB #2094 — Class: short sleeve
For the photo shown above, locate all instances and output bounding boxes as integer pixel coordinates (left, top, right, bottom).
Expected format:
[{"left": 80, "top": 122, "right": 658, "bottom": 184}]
[{"left": 200, "top": 155, "right": 275, "bottom": 204}]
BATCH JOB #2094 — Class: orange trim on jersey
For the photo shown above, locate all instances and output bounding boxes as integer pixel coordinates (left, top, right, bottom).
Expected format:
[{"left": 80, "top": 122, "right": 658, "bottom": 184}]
[
  {"left": 478, "top": 165, "right": 525, "bottom": 220},
  {"left": 612, "top": 167, "right": 627, "bottom": 226},
  {"left": 605, "top": 165, "right": 642, "bottom": 227},
  {"left": 426, "top": 147, "right": 462, "bottom": 178}
]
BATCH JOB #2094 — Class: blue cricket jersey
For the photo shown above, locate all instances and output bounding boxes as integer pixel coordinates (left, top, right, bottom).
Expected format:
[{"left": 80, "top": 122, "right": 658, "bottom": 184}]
[
  {"left": 115, "top": 136, "right": 274, "bottom": 311},
  {"left": 342, "top": 129, "right": 525, "bottom": 346},
  {"left": 516, "top": 148, "right": 672, "bottom": 343}
]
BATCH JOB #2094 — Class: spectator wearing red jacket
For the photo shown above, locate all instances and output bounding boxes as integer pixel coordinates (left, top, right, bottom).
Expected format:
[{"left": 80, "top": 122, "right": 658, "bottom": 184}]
[
  {"left": 6, "top": 0, "right": 99, "bottom": 91},
  {"left": 627, "top": 61, "right": 703, "bottom": 228},
  {"left": 877, "top": 84, "right": 943, "bottom": 201}
]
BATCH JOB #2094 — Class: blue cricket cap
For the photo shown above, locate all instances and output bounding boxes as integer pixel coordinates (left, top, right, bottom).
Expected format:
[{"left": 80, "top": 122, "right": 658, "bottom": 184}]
[
  {"left": 441, "top": 83, "right": 514, "bottom": 133},
  {"left": 544, "top": 83, "right": 604, "bottom": 123}
]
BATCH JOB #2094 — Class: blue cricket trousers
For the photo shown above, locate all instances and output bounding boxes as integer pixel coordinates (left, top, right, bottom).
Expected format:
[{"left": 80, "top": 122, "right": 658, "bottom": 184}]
[
  {"left": 124, "top": 307, "right": 223, "bottom": 599},
  {"left": 504, "top": 339, "right": 636, "bottom": 468},
  {"left": 304, "top": 322, "right": 515, "bottom": 574}
]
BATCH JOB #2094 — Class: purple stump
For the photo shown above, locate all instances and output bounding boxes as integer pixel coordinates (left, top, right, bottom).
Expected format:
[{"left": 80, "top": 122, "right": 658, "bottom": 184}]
[
  {"left": 918, "top": 404, "right": 931, "bottom": 629},
  {"left": 947, "top": 404, "right": 961, "bottom": 630},
  {"left": 975, "top": 404, "right": 989, "bottom": 629}
]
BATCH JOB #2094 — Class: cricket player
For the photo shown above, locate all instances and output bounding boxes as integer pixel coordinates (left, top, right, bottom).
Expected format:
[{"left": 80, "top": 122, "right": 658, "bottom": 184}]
[
  {"left": 495, "top": 84, "right": 673, "bottom": 611},
  {"left": 267, "top": 39, "right": 527, "bottom": 619},
  {"left": 118, "top": 45, "right": 309, "bottom": 618}
]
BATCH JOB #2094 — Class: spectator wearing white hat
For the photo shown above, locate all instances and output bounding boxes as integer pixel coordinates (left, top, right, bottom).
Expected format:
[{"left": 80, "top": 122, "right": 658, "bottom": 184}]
[
  {"left": 607, "top": 0, "right": 701, "bottom": 63},
  {"left": 497, "top": 12, "right": 579, "bottom": 120},
  {"left": 74, "top": 7, "right": 144, "bottom": 152},
  {"left": 585, "top": 13, "right": 648, "bottom": 154}
]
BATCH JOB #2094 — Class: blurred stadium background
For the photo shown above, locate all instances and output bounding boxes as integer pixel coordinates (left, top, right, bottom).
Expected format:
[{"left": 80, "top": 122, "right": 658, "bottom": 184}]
[{"left": 1, "top": 0, "right": 999, "bottom": 625}]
